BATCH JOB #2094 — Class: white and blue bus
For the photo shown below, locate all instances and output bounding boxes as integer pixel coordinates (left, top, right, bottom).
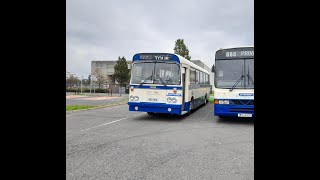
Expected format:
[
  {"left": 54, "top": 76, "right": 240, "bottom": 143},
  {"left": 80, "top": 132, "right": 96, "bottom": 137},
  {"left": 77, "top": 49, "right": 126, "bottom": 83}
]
[
  {"left": 128, "top": 53, "right": 211, "bottom": 115},
  {"left": 212, "top": 47, "right": 254, "bottom": 118}
]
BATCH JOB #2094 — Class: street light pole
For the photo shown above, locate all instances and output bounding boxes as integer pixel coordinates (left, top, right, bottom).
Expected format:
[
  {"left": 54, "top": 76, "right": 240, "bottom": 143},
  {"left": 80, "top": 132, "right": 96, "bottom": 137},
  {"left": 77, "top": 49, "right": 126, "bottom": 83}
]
[
  {"left": 94, "top": 81, "right": 95, "bottom": 93},
  {"left": 90, "top": 75, "right": 92, "bottom": 93},
  {"left": 81, "top": 75, "right": 83, "bottom": 94}
]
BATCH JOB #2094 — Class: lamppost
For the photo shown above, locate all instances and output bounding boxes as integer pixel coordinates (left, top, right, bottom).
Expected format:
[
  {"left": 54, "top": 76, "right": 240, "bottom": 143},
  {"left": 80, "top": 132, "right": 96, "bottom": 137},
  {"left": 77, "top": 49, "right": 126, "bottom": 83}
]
[
  {"left": 90, "top": 75, "right": 92, "bottom": 93},
  {"left": 81, "top": 75, "right": 83, "bottom": 94},
  {"left": 90, "top": 75, "right": 97, "bottom": 93}
]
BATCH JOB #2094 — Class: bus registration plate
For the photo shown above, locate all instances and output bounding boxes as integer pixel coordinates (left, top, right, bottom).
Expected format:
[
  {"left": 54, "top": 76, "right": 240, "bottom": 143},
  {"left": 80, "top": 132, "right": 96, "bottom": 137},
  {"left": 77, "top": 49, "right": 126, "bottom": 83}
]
[
  {"left": 148, "top": 98, "right": 158, "bottom": 102},
  {"left": 238, "top": 113, "right": 252, "bottom": 117}
]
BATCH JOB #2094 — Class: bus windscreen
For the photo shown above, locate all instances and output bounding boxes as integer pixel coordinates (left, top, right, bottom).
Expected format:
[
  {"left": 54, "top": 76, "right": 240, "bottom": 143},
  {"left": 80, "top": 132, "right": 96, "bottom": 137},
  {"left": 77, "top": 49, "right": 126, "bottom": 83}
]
[
  {"left": 215, "top": 59, "right": 254, "bottom": 89},
  {"left": 131, "top": 62, "right": 180, "bottom": 85}
]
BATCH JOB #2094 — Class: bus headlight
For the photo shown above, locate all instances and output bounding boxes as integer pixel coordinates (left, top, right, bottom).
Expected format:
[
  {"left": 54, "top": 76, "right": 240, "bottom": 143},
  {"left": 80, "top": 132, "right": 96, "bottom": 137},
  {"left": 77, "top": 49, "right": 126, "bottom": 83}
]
[
  {"left": 171, "top": 97, "right": 177, "bottom": 103},
  {"left": 129, "top": 95, "right": 135, "bottom": 101},
  {"left": 218, "top": 100, "right": 229, "bottom": 104},
  {"left": 167, "top": 97, "right": 172, "bottom": 103},
  {"left": 134, "top": 96, "right": 139, "bottom": 101}
]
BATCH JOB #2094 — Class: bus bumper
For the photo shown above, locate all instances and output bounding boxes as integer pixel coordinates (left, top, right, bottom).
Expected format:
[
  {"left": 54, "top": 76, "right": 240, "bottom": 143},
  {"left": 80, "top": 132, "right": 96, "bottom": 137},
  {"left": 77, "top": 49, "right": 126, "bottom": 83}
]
[
  {"left": 128, "top": 102, "right": 182, "bottom": 115},
  {"left": 214, "top": 104, "right": 254, "bottom": 118}
]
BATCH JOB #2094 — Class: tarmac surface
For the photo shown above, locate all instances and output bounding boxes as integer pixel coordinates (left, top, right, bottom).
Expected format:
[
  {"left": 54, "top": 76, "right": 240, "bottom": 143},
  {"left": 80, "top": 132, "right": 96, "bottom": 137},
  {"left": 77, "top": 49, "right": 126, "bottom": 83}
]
[{"left": 66, "top": 96, "right": 254, "bottom": 180}]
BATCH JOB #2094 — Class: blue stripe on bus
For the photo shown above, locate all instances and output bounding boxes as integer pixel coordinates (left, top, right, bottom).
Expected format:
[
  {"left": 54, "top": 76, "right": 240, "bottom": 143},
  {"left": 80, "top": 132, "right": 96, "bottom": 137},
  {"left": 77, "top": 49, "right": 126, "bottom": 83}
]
[
  {"left": 214, "top": 98, "right": 254, "bottom": 100},
  {"left": 129, "top": 85, "right": 183, "bottom": 90},
  {"left": 166, "top": 93, "right": 182, "bottom": 96},
  {"left": 184, "top": 102, "right": 190, "bottom": 111},
  {"left": 128, "top": 102, "right": 181, "bottom": 107},
  {"left": 171, "top": 54, "right": 180, "bottom": 63},
  {"left": 132, "top": 54, "right": 140, "bottom": 61},
  {"left": 128, "top": 102, "right": 182, "bottom": 115}
]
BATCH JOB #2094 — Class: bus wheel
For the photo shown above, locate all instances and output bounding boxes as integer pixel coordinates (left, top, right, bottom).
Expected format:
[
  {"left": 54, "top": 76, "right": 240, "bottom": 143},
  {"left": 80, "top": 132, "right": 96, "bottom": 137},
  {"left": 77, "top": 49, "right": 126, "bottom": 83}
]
[
  {"left": 147, "top": 112, "right": 155, "bottom": 115},
  {"left": 187, "top": 99, "right": 194, "bottom": 115},
  {"left": 204, "top": 95, "right": 207, "bottom": 105}
]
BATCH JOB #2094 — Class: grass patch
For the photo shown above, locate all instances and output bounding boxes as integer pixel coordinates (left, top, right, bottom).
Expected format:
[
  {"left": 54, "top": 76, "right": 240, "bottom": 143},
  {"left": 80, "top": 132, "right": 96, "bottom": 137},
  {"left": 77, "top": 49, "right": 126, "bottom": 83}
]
[
  {"left": 66, "top": 105, "right": 96, "bottom": 111},
  {"left": 208, "top": 96, "right": 214, "bottom": 103},
  {"left": 208, "top": 93, "right": 214, "bottom": 102}
]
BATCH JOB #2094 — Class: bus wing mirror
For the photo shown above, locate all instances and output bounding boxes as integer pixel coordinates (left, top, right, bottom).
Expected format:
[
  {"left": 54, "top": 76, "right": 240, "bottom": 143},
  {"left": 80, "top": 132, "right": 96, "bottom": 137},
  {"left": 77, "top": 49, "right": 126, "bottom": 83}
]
[{"left": 211, "top": 65, "right": 215, "bottom": 73}]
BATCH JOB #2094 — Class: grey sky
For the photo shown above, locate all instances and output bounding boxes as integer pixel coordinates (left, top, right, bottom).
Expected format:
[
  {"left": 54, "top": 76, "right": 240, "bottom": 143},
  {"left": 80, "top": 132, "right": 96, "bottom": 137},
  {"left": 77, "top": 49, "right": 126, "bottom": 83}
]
[{"left": 67, "top": 0, "right": 253, "bottom": 79}]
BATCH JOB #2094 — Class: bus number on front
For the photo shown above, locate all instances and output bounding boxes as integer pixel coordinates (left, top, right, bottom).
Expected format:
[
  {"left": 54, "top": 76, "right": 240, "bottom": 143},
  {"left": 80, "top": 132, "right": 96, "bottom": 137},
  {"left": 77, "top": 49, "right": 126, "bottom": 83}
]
[
  {"left": 226, "top": 52, "right": 236, "bottom": 57},
  {"left": 154, "top": 56, "right": 164, "bottom": 60}
]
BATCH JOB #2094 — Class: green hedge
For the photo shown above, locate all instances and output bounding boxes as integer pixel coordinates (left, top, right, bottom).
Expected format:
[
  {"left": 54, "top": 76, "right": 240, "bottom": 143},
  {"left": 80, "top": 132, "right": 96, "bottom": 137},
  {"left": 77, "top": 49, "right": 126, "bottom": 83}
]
[{"left": 66, "top": 88, "right": 109, "bottom": 93}]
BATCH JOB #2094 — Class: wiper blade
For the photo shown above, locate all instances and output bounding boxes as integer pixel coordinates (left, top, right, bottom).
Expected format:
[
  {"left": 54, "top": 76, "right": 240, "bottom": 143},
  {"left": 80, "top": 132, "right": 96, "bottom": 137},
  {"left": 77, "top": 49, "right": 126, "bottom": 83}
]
[
  {"left": 247, "top": 68, "right": 254, "bottom": 85},
  {"left": 230, "top": 75, "right": 244, "bottom": 92},
  {"left": 156, "top": 75, "right": 167, "bottom": 86},
  {"left": 247, "top": 74, "right": 254, "bottom": 85},
  {"left": 139, "top": 75, "right": 153, "bottom": 86}
]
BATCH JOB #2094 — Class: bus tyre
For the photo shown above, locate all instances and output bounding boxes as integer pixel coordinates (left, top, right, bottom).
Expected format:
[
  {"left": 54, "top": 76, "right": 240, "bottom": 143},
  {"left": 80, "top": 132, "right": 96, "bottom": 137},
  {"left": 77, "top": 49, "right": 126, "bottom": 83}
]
[
  {"left": 147, "top": 112, "right": 155, "bottom": 115},
  {"left": 189, "top": 99, "right": 194, "bottom": 113},
  {"left": 204, "top": 95, "right": 207, "bottom": 105}
]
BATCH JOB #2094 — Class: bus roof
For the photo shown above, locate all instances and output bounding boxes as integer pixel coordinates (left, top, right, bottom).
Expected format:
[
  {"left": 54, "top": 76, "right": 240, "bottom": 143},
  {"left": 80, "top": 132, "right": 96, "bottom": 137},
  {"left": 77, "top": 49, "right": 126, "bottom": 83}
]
[
  {"left": 175, "top": 54, "right": 210, "bottom": 74},
  {"left": 132, "top": 53, "right": 210, "bottom": 74}
]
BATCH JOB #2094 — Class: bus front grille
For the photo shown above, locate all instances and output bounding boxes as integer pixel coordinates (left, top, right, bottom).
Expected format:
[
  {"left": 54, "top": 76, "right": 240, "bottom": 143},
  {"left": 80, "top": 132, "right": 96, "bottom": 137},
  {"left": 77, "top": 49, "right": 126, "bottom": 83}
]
[
  {"left": 231, "top": 100, "right": 254, "bottom": 105},
  {"left": 230, "top": 108, "right": 254, "bottom": 112}
]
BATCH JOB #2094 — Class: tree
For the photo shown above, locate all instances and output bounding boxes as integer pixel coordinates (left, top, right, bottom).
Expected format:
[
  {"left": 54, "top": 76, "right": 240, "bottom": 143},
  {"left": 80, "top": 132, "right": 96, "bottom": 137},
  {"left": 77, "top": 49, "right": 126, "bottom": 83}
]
[
  {"left": 82, "top": 78, "right": 89, "bottom": 86},
  {"left": 113, "top": 56, "right": 130, "bottom": 95},
  {"left": 173, "top": 39, "right": 191, "bottom": 60},
  {"left": 88, "top": 75, "right": 91, "bottom": 85},
  {"left": 66, "top": 75, "right": 80, "bottom": 89},
  {"left": 93, "top": 69, "right": 107, "bottom": 89}
]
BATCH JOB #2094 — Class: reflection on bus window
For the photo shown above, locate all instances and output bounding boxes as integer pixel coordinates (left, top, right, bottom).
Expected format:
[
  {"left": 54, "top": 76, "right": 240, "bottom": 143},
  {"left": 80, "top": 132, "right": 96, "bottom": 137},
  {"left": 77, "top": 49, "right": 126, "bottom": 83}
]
[
  {"left": 131, "top": 63, "right": 154, "bottom": 84},
  {"left": 154, "top": 63, "right": 180, "bottom": 85}
]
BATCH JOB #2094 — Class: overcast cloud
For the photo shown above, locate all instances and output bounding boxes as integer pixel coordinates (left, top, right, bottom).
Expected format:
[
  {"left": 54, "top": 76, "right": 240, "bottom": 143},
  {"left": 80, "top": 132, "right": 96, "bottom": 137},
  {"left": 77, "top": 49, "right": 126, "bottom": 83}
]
[{"left": 66, "top": 0, "right": 253, "bottom": 78}]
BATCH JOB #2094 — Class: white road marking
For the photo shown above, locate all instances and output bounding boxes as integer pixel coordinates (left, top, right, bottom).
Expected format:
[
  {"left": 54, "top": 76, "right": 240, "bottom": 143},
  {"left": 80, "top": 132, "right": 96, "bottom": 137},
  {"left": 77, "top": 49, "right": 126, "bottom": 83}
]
[
  {"left": 81, "top": 118, "right": 126, "bottom": 131},
  {"left": 81, "top": 113, "right": 144, "bottom": 132}
]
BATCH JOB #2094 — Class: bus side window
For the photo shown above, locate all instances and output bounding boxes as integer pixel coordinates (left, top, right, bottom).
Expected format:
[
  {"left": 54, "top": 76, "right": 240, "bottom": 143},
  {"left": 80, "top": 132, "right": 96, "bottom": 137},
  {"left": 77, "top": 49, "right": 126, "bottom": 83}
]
[
  {"left": 196, "top": 70, "right": 200, "bottom": 84},
  {"left": 205, "top": 73, "right": 207, "bottom": 84},
  {"left": 200, "top": 71, "right": 203, "bottom": 84},
  {"left": 190, "top": 69, "right": 196, "bottom": 84}
]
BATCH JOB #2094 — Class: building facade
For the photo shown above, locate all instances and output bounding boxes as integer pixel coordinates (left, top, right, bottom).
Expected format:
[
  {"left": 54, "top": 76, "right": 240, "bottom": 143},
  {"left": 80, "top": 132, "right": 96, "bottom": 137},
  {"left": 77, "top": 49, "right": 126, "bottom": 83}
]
[{"left": 91, "top": 60, "right": 132, "bottom": 84}]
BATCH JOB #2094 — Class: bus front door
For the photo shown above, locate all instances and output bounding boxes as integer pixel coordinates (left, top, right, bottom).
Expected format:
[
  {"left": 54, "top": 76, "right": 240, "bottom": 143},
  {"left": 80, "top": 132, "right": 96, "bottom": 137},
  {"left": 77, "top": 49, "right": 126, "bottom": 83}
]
[{"left": 182, "top": 67, "right": 186, "bottom": 111}]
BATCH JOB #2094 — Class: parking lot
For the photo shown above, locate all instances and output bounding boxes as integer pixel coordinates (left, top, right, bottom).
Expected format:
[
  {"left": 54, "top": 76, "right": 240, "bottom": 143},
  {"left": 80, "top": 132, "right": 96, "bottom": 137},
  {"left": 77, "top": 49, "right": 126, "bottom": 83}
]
[{"left": 66, "top": 100, "right": 254, "bottom": 180}]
